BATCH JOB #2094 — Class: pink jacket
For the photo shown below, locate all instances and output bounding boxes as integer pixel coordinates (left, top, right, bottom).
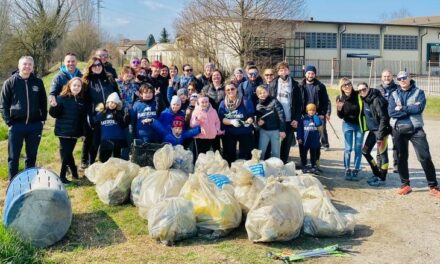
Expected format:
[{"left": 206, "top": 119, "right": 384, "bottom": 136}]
[{"left": 190, "top": 104, "right": 221, "bottom": 139}]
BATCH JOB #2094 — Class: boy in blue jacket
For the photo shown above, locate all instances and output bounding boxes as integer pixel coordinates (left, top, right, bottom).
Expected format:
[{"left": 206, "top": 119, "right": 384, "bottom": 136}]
[
  {"left": 158, "top": 95, "right": 185, "bottom": 130},
  {"left": 297, "top": 103, "right": 322, "bottom": 174},
  {"left": 151, "top": 115, "right": 202, "bottom": 146}
]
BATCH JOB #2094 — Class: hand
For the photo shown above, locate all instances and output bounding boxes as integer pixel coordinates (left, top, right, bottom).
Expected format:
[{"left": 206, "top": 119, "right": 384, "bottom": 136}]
[
  {"left": 280, "top": 132, "right": 286, "bottom": 139},
  {"left": 95, "top": 103, "right": 105, "bottom": 113},
  {"left": 217, "top": 130, "right": 225, "bottom": 135},
  {"left": 49, "top": 95, "right": 57, "bottom": 107},
  {"left": 257, "top": 119, "right": 264, "bottom": 126},
  {"left": 155, "top": 88, "right": 160, "bottom": 96},
  {"left": 297, "top": 139, "right": 303, "bottom": 144},
  {"left": 377, "top": 140, "right": 384, "bottom": 150},
  {"left": 336, "top": 99, "right": 344, "bottom": 111},
  {"left": 325, "top": 114, "right": 330, "bottom": 121},
  {"left": 168, "top": 78, "right": 173, "bottom": 86},
  {"left": 142, "top": 118, "right": 152, "bottom": 124},
  {"left": 319, "top": 115, "right": 325, "bottom": 120},
  {"left": 80, "top": 136, "right": 85, "bottom": 142},
  {"left": 230, "top": 119, "right": 240, "bottom": 127},
  {"left": 395, "top": 105, "right": 402, "bottom": 111},
  {"left": 290, "top": 120, "right": 298, "bottom": 128},
  {"left": 201, "top": 127, "right": 206, "bottom": 135},
  {"left": 245, "top": 117, "right": 253, "bottom": 124}
]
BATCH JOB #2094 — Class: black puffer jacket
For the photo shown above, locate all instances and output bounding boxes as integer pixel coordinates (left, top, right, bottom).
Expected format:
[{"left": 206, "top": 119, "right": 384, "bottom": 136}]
[
  {"left": 49, "top": 96, "right": 87, "bottom": 138},
  {"left": 256, "top": 96, "right": 286, "bottom": 132},
  {"left": 377, "top": 81, "right": 399, "bottom": 101},
  {"left": 299, "top": 78, "right": 329, "bottom": 116},
  {"left": 361, "top": 88, "right": 391, "bottom": 140},
  {"left": 0, "top": 73, "right": 47, "bottom": 126},
  {"left": 337, "top": 91, "right": 366, "bottom": 129}
]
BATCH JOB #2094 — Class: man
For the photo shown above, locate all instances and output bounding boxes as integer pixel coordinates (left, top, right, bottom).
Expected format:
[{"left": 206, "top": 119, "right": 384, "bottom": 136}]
[
  {"left": 321, "top": 98, "right": 331, "bottom": 150},
  {"left": 147, "top": 60, "right": 168, "bottom": 107},
  {"left": 388, "top": 71, "right": 440, "bottom": 197},
  {"left": 177, "top": 63, "right": 202, "bottom": 92},
  {"left": 358, "top": 82, "right": 391, "bottom": 187},
  {"left": 268, "top": 62, "right": 302, "bottom": 164},
  {"left": 238, "top": 65, "right": 263, "bottom": 107},
  {"left": 300, "top": 65, "right": 329, "bottom": 169},
  {"left": 377, "top": 69, "right": 399, "bottom": 173},
  {"left": 0, "top": 56, "right": 47, "bottom": 180},
  {"left": 49, "top": 52, "right": 83, "bottom": 107},
  {"left": 197, "top": 62, "right": 215, "bottom": 88},
  {"left": 95, "top": 48, "right": 117, "bottom": 79}
]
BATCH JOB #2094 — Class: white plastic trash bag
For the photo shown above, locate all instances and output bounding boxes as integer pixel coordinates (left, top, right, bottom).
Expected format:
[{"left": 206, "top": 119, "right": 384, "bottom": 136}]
[
  {"left": 154, "top": 144, "right": 174, "bottom": 170},
  {"left": 148, "top": 197, "right": 197, "bottom": 245},
  {"left": 130, "top": 166, "right": 155, "bottom": 205},
  {"left": 180, "top": 172, "right": 242, "bottom": 239},
  {"left": 265, "top": 157, "right": 284, "bottom": 177},
  {"left": 283, "top": 161, "right": 297, "bottom": 176},
  {"left": 231, "top": 165, "right": 265, "bottom": 214},
  {"left": 245, "top": 177, "right": 304, "bottom": 242},
  {"left": 173, "top": 145, "right": 194, "bottom": 174},
  {"left": 195, "top": 151, "right": 229, "bottom": 175},
  {"left": 85, "top": 158, "right": 140, "bottom": 205},
  {"left": 244, "top": 149, "right": 267, "bottom": 177}
]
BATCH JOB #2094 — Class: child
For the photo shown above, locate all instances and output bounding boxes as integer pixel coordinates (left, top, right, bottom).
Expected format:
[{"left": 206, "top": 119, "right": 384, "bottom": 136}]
[
  {"left": 158, "top": 95, "right": 185, "bottom": 130},
  {"left": 49, "top": 77, "right": 87, "bottom": 184},
  {"left": 130, "top": 83, "right": 163, "bottom": 144},
  {"left": 151, "top": 115, "right": 202, "bottom": 146},
  {"left": 190, "top": 95, "right": 222, "bottom": 158},
  {"left": 95, "top": 92, "right": 130, "bottom": 162},
  {"left": 255, "top": 85, "right": 286, "bottom": 159},
  {"left": 297, "top": 103, "right": 322, "bottom": 174}
]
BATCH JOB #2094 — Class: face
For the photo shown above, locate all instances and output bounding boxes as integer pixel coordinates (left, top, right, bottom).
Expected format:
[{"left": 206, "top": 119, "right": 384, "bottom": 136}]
[
  {"left": 141, "top": 59, "right": 149, "bottom": 68},
  {"left": 131, "top": 59, "right": 140, "bottom": 69},
  {"left": 108, "top": 101, "right": 117, "bottom": 110},
  {"left": 122, "top": 71, "right": 134, "bottom": 82},
  {"left": 264, "top": 71, "right": 274, "bottom": 83},
  {"left": 179, "top": 94, "right": 188, "bottom": 103},
  {"left": 91, "top": 60, "right": 103, "bottom": 74},
  {"left": 70, "top": 79, "right": 82, "bottom": 96},
  {"left": 199, "top": 97, "right": 209, "bottom": 109},
  {"left": 151, "top": 66, "right": 160, "bottom": 77},
  {"left": 170, "top": 67, "right": 178, "bottom": 77},
  {"left": 160, "top": 67, "right": 169, "bottom": 78},
  {"left": 234, "top": 72, "right": 244, "bottom": 81},
  {"left": 188, "top": 85, "right": 196, "bottom": 95},
  {"left": 341, "top": 82, "right": 353, "bottom": 95},
  {"left": 95, "top": 51, "right": 108, "bottom": 63},
  {"left": 248, "top": 69, "right": 259, "bottom": 81},
  {"left": 212, "top": 71, "right": 222, "bottom": 84},
  {"left": 257, "top": 89, "right": 269, "bottom": 100},
  {"left": 18, "top": 58, "right": 34, "bottom": 76},
  {"left": 171, "top": 103, "right": 181, "bottom": 113},
  {"left": 307, "top": 108, "right": 316, "bottom": 116},
  {"left": 225, "top": 84, "right": 237, "bottom": 97},
  {"left": 278, "top": 67, "right": 289, "bottom": 77},
  {"left": 141, "top": 89, "right": 154, "bottom": 100},
  {"left": 382, "top": 71, "right": 393, "bottom": 85},
  {"left": 358, "top": 84, "right": 369, "bottom": 97},
  {"left": 397, "top": 75, "right": 411, "bottom": 89},
  {"left": 172, "top": 127, "right": 182, "bottom": 137},
  {"left": 204, "top": 65, "right": 214, "bottom": 76},
  {"left": 183, "top": 65, "right": 193, "bottom": 77},
  {"left": 305, "top": 71, "right": 316, "bottom": 82},
  {"left": 64, "top": 55, "right": 77, "bottom": 72}
]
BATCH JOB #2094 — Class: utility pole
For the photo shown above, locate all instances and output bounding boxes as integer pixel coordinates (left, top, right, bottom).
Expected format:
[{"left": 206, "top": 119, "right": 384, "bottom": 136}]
[{"left": 97, "top": 0, "right": 102, "bottom": 38}]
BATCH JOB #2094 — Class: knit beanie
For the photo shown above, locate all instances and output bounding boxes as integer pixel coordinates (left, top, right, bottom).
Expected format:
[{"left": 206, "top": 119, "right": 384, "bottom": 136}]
[
  {"left": 305, "top": 65, "right": 317, "bottom": 74},
  {"left": 170, "top": 95, "right": 182, "bottom": 105},
  {"left": 177, "top": 88, "right": 188, "bottom": 97},
  {"left": 106, "top": 92, "right": 122, "bottom": 107},
  {"left": 172, "top": 116, "right": 185, "bottom": 128}
]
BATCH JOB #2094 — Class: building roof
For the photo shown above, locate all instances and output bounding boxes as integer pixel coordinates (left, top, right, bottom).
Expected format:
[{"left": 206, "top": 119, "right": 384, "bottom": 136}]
[
  {"left": 148, "top": 43, "right": 176, "bottom": 52},
  {"left": 388, "top": 16, "right": 440, "bottom": 27},
  {"left": 299, "top": 19, "right": 440, "bottom": 29}
]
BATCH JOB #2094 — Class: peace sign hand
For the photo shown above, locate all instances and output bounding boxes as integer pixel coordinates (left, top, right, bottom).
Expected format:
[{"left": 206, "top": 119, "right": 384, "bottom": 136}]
[{"left": 155, "top": 88, "right": 161, "bottom": 96}]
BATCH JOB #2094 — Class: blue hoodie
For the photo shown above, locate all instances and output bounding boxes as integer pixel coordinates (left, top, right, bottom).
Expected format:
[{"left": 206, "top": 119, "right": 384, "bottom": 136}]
[
  {"left": 151, "top": 119, "right": 201, "bottom": 146},
  {"left": 297, "top": 114, "right": 322, "bottom": 149},
  {"left": 49, "top": 65, "right": 82, "bottom": 96},
  {"left": 158, "top": 107, "right": 186, "bottom": 131},
  {"left": 130, "top": 98, "right": 160, "bottom": 143}
]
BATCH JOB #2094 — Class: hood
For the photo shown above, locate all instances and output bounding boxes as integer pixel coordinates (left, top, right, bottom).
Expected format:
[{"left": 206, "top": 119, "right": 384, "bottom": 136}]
[
  {"left": 60, "top": 64, "right": 80, "bottom": 79},
  {"left": 363, "top": 88, "right": 381, "bottom": 104}
]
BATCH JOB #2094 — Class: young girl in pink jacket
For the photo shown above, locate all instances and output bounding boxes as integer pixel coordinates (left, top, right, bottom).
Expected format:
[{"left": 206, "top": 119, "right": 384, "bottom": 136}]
[{"left": 190, "top": 95, "right": 222, "bottom": 158}]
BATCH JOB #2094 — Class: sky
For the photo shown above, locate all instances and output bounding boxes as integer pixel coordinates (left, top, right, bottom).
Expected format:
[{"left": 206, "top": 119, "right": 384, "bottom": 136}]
[{"left": 101, "top": 0, "right": 440, "bottom": 41}]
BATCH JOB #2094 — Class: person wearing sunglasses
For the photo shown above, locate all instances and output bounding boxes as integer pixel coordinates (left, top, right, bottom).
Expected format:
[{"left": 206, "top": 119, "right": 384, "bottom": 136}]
[
  {"left": 263, "top": 68, "right": 275, "bottom": 85},
  {"left": 130, "top": 57, "right": 141, "bottom": 73},
  {"left": 95, "top": 48, "right": 117, "bottom": 79},
  {"left": 358, "top": 82, "right": 391, "bottom": 187},
  {"left": 238, "top": 65, "right": 263, "bottom": 107},
  {"left": 197, "top": 62, "right": 215, "bottom": 88},
  {"left": 177, "top": 63, "right": 202, "bottom": 92},
  {"left": 388, "top": 71, "right": 440, "bottom": 197}
]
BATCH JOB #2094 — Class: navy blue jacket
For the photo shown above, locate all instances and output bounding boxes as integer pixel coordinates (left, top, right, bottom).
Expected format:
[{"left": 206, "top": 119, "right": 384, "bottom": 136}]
[
  {"left": 49, "top": 67, "right": 83, "bottom": 97},
  {"left": 130, "top": 98, "right": 161, "bottom": 142},
  {"left": 388, "top": 80, "right": 426, "bottom": 123},
  {"left": 297, "top": 114, "right": 322, "bottom": 149},
  {"left": 49, "top": 96, "right": 86, "bottom": 138},
  {"left": 104, "top": 63, "right": 118, "bottom": 80},
  {"left": 361, "top": 88, "right": 391, "bottom": 140},
  {"left": 238, "top": 78, "right": 263, "bottom": 107},
  {"left": 377, "top": 80, "right": 399, "bottom": 102},
  {"left": 96, "top": 109, "right": 129, "bottom": 142},
  {"left": 218, "top": 97, "right": 254, "bottom": 136},
  {"left": 0, "top": 73, "right": 47, "bottom": 126}
]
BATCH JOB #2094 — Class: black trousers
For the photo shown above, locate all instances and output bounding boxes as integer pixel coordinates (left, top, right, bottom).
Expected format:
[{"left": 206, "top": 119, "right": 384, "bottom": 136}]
[
  {"left": 362, "top": 131, "right": 389, "bottom": 180},
  {"left": 393, "top": 128, "right": 437, "bottom": 187},
  {"left": 280, "top": 122, "right": 296, "bottom": 164},
  {"left": 299, "top": 144, "right": 319, "bottom": 167},
  {"left": 193, "top": 138, "right": 216, "bottom": 160},
  {"left": 81, "top": 124, "right": 100, "bottom": 165},
  {"left": 59, "top": 137, "right": 78, "bottom": 179},
  {"left": 99, "top": 146, "right": 122, "bottom": 163},
  {"left": 321, "top": 118, "right": 330, "bottom": 148},
  {"left": 222, "top": 133, "right": 253, "bottom": 165}
]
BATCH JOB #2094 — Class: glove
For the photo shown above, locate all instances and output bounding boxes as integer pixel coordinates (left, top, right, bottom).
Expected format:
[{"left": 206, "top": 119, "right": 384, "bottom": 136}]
[{"left": 230, "top": 119, "right": 240, "bottom": 127}]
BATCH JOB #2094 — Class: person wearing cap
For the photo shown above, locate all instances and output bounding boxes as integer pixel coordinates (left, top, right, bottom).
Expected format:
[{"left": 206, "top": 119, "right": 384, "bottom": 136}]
[
  {"left": 388, "top": 71, "right": 440, "bottom": 197},
  {"left": 231, "top": 67, "right": 246, "bottom": 87},
  {"left": 336, "top": 77, "right": 367, "bottom": 181},
  {"left": 151, "top": 115, "right": 202, "bottom": 146},
  {"left": 147, "top": 60, "right": 168, "bottom": 107},
  {"left": 267, "top": 61, "right": 302, "bottom": 164},
  {"left": 94, "top": 92, "right": 130, "bottom": 162},
  {"left": 358, "top": 82, "right": 391, "bottom": 187},
  {"left": 297, "top": 103, "right": 322, "bottom": 174},
  {"left": 377, "top": 69, "right": 399, "bottom": 173},
  {"left": 197, "top": 62, "right": 215, "bottom": 88},
  {"left": 158, "top": 95, "right": 186, "bottom": 131}
]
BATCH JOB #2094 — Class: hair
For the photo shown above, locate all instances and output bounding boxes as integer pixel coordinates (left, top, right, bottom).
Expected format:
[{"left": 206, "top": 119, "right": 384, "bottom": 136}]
[
  {"left": 357, "top": 82, "right": 369, "bottom": 89},
  {"left": 276, "top": 62, "right": 289, "bottom": 71},
  {"left": 95, "top": 48, "right": 108, "bottom": 54},
  {"left": 65, "top": 52, "right": 77, "bottom": 58},
  {"left": 205, "top": 62, "right": 215, "bottom": 69},
  {"left": 247, "top": 65, "right": 258, "bottom": 72},
  {"left": 256, "top": 85, "right": 268, "bottom": 95},
  {"left": 187, "top": 81, "right": 198, "bottom": 91},
  {"left": 18, "top": 56, "right": 34, "bottom": 66},
  {"left": 138, "top": 83, "right": 154, "bottom": 94},
  {"left": 338, "top": 77, "right": 353, "bottom": 94},
  {"left": 106, "top": 100, "right": 122, "bottom": 111},
  {"left": 245, "top": 61, "right": 256, "bottom": 70},
  {"left": 60, "top": 77, "right": 85, "bottom": 98},
  {"left": 182, "top": 63, "right": 191, "bottom": 71},
  {"left": 141, "top": 57, "right": 150, "bottom": 63},
  {"left": 209, "top": 69, "right": 224, "bottom": 83},
  {"left": 120, "top": 66, "right": 135, "bottom": 76},
  {"left": 381, "top": 69, "right": 393, "bottom": 76},
  {"left": 225, "top": 81, "right": 236, "bottom": 90},
  {"left": 263, "top": 68, "right": 274, "bottom": 75},
  {"left": 130, "top": 57, "right": 140, "bottom": 63},
  {"left": 82, "top": 56, "right": 113, "bottom": 87},
  {"left": 169, "top": 64, "right": 178, "bottom": 73}
]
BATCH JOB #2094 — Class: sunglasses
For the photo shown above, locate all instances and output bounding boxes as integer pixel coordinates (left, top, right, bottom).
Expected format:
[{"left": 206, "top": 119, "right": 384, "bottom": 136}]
[
  {"left": 397, "top": 76, "right": 408, "bottom": 81},
  {"left": 343, "top": 83, "right": 352, "bottom": 87},
  {"left": 358, "top": 88, "right": 368, "bottom": 92},
  {"left": 92, "top": 63, "right": 102, "bottom": 68},
  {"left": 249, "top": 72, "right": 258, "bottom": 77},
  {"left": 97, "top": 54, "right": 108, "bottom": 58},
  {"left": 226, "top": 88, "right": 236, "bottom": 92},
  {"left": 131, "top": 61, "right": 140, "bottom": 65},
  {"left": 184, "top": 68, "right": 193, "bottom": 72},
  {"left": 265, "top": 74, "right": 274, "bottom": 77}
]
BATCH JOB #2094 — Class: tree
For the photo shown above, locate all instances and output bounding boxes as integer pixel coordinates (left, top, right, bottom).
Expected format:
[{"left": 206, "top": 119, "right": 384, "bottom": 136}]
[
  {"left": 175, "top": 0, "right": 306, "bottom": 68},
  {"left": 62, "top": 22, "right": 101, "bottom": 61},
  {"left": 159, "top": 28, "right": 170, "bottom": 43},
  {"left": 147, "top": 34, "right": 156, "bottom": 48},
  {"left": 379, "top": 7, "right": 411, "bottom": 22}
]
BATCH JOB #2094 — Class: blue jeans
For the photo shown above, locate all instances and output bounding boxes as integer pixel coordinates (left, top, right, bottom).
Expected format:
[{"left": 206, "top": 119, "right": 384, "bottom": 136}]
[
  {"left": 343, "top": 121, "right": 364, "bottom": 170},
  {"left": 8, "top": 122, "right": 43, "bottom": 180},
  {"left": 259, "top": 129, "right": 280, "bottom": 159}
]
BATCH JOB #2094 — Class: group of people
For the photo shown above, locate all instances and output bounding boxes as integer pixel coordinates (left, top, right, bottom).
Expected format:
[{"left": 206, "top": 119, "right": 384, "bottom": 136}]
[{"left": 1, "top": 50, "right": 438, "bottom": 198}]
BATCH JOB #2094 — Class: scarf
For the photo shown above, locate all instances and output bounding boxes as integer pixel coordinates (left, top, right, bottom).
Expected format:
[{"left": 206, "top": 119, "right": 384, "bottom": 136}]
[{"left": 225, "top": 93, "right": 242, "bottom": 111}]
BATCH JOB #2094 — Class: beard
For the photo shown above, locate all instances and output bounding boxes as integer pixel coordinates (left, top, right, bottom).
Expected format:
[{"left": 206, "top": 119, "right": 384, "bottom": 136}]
[{"left": 280, "top": 75, "right": 289, "bottom": 81}]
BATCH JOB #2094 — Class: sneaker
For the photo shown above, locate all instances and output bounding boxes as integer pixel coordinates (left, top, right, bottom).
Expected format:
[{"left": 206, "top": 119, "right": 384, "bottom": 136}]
[
  {"left": 80, "top": 162, "right": 89, "bottom": 169},
  {"left": 429, "top": 187, "right": 440, "bottom": 198},
  {"left": 302, "top": 165, "right": 311, "bottom": 174},
  {"left": 322, "top": 146, "right": 330, "bottom": 151},
  {"left": 60, "top": 177, "right": 71, "bottom": 184},
  {"left": 311, "top": 166, "right": 320, "bottom": 175},
  {"left": 367, "top": 176, "right": 385, "bottom": 187},
  {"left": 345, "top": 169, "right": 352, "bottom": 181},
  {"left": 397, "top": 185, "right": 412, "bottom": 195},
  {"left": 351, "top": 169, "right": 360, "bottom": 181}
]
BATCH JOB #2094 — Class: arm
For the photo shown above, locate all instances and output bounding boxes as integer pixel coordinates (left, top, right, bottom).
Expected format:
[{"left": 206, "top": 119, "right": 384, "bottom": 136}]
[
  {"left": 38, "top": 79, "right": 48, "bottom": 121},
  {"left": 0, "top": 80, "right": 12, "bottom": 126},
  {"left": 166, "top": 86, "right": 174, "bottom": 104},
  {"left": 190, "top": 110, "right": 200, "bottom": 128},
  {"left": 375, "top": 98, "right": 391, "bottom": 140},
  {"left": 319, "top": 84, "right": 329, "bottom": 116},
  {"left": 274, "top": 100, "right": 286, "bottom": 132},
  {"left": 150, "top": 118, "right": 166, "bottom": 135},
  {"left": 182, "top": 126, "right": 202, "bottom": 140},
  {"left": 49, "top": 74, "right": 63, "bottom": 97},
  {"left": 296, "top": 119, "right": 304, "bottom": 141},
  {"left": 388, "top": 92, "right": 407, "bottom": 119},
  {"left": 291, "top": 82, "right": 303, "bottom": 123},
  {"left": 402, "top": 89, "right": 426, "bottom": 115},
  {"left": 336, "top": 95, "right": 345, "bottom": 119},
  {"left": 49, "top": 98, "right": 64, "bottom": 118}
]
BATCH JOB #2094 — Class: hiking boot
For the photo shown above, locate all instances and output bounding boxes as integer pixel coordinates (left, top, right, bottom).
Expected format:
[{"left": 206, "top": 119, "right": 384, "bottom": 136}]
[
  {"left": 345, "top": 169, "right": 352, "bottom": 181},
  {"left": 60, "top": 177, "right": 71, "bottom": 184},
  {"left": 351, "top": 169, "right": 360, "bottom": 181},
  {"left": 429, "top": 187, "right": 440, "bottom": 198},
  {"left": 367, "top": 176, "right": 385, "bottom": 187},
  {"left": 397, "top": 185, "right": 412, "bottom": 195}
]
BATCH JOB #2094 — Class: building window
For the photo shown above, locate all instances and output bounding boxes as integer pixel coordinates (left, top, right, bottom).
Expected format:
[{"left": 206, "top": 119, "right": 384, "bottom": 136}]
[
  {"left": 341, "top": 33, "right": 380, "bottom": 49},
  {"left": 295, "top": 32, "right": 337, "bottom": 49},
  {"left": 384, "top": 35, "right": 418, "bottom": 50}
]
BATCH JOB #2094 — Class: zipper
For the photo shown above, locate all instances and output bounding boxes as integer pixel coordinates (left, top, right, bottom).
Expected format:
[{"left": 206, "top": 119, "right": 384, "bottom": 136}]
[
  {"left": 25, "top": 80, "right": 30, "bottom": 124},
  {"left": 99, "top": 80, "right": 105, "bottom": 103}
]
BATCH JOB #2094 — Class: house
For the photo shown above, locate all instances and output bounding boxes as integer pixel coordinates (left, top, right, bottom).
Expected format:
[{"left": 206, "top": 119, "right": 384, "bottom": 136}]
[{"left": 117, "top": 40, "right": 147, "bottom": 61}]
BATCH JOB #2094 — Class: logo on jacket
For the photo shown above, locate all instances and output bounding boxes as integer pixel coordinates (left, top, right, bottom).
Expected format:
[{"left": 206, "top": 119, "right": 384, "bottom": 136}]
[{"left": 32, "top": 86, "right": 39, "bottom": 92}]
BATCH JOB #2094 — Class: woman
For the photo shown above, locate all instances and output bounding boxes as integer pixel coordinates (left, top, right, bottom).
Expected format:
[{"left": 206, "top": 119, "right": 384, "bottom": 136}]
[
  {"left": 202, "top": 69, "right": 225, "bottom": 110},
  {"left": 140, "top": 57, "right": 152, "bottom": 75},
  {"left": 218, "top": 82, "right": 254, "bottom": 164},
  {"left": 81, "top": 57, "right": 119, "bottom": 167},
  {"left": 336, "top": 78, "right": 366, "bottom": 181},
  {"left": 130, "top": 57, "right": 141, "bottom": 73},
  {"left": 169, "top": 64, "right": 180, "bottom": 85},
  {"left": 263, "top": 68, "right": 275, "bottom": 85},
  {"left": 230, "top": 68, "right": 245, "bottom": 87}
]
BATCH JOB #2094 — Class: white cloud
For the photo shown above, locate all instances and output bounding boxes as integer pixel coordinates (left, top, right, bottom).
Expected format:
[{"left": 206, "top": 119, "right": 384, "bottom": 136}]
[
  {"left": 142, "top": 0, "right": 172, "bottom": 11},
  {"left": 114, "top": 18, "right": 130, "bottom": 26}
]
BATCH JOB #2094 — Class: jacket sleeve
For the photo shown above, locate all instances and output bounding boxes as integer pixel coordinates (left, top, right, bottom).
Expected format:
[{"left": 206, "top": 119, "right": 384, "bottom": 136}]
[
  {"left": 314, "top": 115, "right": 323, "bottom": 127},
  {"left": 114, "top": 110, "right": 129, "bottom": 128},
  {"left": 166, "top": 86, "right": 174, "bottom": 104},
  {"left": 291, "top": 80, "right": 303, "bottom": 122},
  {"left": 190, "top": 110, "right": 200, "bottom": 128},
  {"left": 327, "top": 98, "right": 332, "bottom": 115},
  {"left": 49, "top": 74, "right": 63, "bottom": 97},
  {"left": 0, "top": 79, "right": 12, "bottom": 126},
  {"left": 375, "top": 98, "right": 391, "bottom": 140},
  {"left": 182, "top": 126, "right": 201, "bottom": 140},
  {"left": 155, "top": 93, "right": 166, "bottom": 114},
  {"left": 336, "top": 95, "right": 345, "bottom": 119},
  {"left": 39, "top": 79, "right": 48, "bottom": 121},
  {"left": 49, "top": 98, "right": 64, "bottom": 118},
  {"left": 388, "top": 91, "right": 407, "bottom": 119},
  {"left": 296, "top": 118, "right": 304, "bottom": 140},
  {"left": 243, "top": 98, "right": 255, "bottom": 118},
  {"left": 274, "top": 99, "right": 286, "bottom": 132},
  {"left": 403, "top": 89, "right": 426, "bottom": 115},
  {"left": 150, "top": 119, "right": 166, "bottom": 135}
]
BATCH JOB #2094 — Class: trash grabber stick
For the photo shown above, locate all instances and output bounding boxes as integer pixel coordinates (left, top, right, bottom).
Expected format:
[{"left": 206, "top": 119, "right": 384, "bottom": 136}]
[{"left": 327, "top": 119, "right": 341, "bottom": 141}]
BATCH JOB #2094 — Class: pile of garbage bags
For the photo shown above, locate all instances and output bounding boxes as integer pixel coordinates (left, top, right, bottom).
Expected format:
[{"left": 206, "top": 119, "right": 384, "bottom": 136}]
[{"left": 85, "top": 144, "right": 356, "bottom": 245}]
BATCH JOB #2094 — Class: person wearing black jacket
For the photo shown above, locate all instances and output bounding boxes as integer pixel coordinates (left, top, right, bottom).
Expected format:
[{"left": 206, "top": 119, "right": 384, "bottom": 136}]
[
  {"left": 267, "top": 62, "right": 302, "bottom": 164},
  {"left": 95, "top": 48, "right": 118, "bottom": 79},
  {"left": 147, "top": 60, "right": 169, "bottom": 107},
  {"left": 0, "top": 56, "right": 47, "bottom": 180},
  {"left": 358, "top": 83, "right": 392, "bottom": 186},
  {"left": 49, "top": 77, "right": 87, "bottom": 184}
]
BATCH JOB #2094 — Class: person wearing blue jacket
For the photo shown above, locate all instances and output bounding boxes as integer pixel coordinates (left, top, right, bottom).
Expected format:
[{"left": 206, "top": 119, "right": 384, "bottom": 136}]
[
  {"left": 0, "top": 56, "right": 47, "bottom": 180},
  {"left": 158, "top": 95, "right": 186, "bottom": 131},
  {"left": 297, "top": 103, "right": 322, "bottom": 174},
  {"left": 388, "top": 71, "right": 439, "bottom": 197},
  {"left": 238, "top": 65, "right": 263, "bottom": 107},
  {"left": 49, "top": 77, "right": 87, "bottom": 184},
  {"left": 218, "top": 82, "right": 254, "bottom": 165},
  {"left": 130, "top": 83, "right": 164, "bottom": 143},
  {"left": 151, "top": 115, "right": 201, "bottom": 146}
]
